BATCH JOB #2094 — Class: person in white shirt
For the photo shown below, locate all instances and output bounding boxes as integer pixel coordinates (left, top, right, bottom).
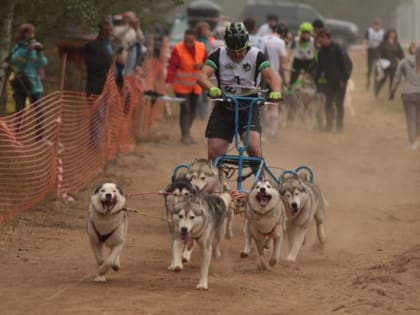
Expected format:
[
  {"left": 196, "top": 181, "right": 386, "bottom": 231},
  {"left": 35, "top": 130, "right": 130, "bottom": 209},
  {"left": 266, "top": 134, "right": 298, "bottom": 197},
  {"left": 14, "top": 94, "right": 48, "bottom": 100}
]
[
  {"left": 364, "top": 18, "right": 384, "bottom": 91},
  {"left": 243, "top": 17, "right": 265, "bottom": 52},
  {"left": 264, "top": 25, "right": 289, "bottom": 139},
  {"left": 256, "top": 14, "right": 278, "bottom": 37}
]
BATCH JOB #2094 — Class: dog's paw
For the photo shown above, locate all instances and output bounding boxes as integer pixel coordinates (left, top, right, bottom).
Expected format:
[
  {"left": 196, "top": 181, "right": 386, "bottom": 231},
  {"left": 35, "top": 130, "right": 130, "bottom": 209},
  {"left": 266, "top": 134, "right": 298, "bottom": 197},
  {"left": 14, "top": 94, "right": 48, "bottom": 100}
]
[
  {"left": 257, "top": 260, "right": 270, "bottom": 271},
  {"left": 240, "top": 251, "right": 249, "bottom": 258},
  {"left": 196, "top": 282, "right": 208, "bottom": 290},
  {"left": 286, "top": 255, "right": 296, "bottom": 263},
  {"left": 112, "top": 263, "right": 120, "bottom": 272},
  {"left": 182, "top": 257, "right": 190, "bottom": 263},
  {"left": 269, "top": 257, "right": 278, "bottom": 267},
  {"left": 94, "top": 275, "right": 107, "bottom": 283},
  {"left": 173, "top": 264, "right": 183, "bottom": 272}
]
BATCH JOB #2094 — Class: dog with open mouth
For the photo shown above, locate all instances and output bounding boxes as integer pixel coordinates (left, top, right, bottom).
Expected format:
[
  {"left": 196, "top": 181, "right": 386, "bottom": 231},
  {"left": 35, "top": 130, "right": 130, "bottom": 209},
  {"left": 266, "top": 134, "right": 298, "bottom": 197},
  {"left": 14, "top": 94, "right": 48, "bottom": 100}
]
[
  {"left": 187, "top": 158, "right": 235, "bottom": 240},
  {"left": 279, "top": 174, "right": 326, "bottom": 262},
  {"left": 241, "top": 179, "right": 286, "bottom": 270},
  {"left": 170, "top": 192, "right": 230, "bottom": 290},
  {"left": 87, "top": 183, "right": 127, "bottom": 282},
  {"left": 163, "top": 177, "right": 199, "bottom": 270}
]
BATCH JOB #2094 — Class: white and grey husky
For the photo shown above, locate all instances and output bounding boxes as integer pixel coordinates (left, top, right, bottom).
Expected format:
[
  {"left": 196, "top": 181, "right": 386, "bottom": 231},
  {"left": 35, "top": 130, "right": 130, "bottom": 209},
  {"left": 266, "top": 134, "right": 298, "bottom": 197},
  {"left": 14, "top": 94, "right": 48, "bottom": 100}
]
[
  {"left": 241, "top": 179, "right": 286, "bottom": 270},
  {"left": 87, "top": 183, "right": 127, "bottom": 282},
  {"left": 279, "top": 174, "right": 326, "bottom": 262},
  {"left": 170, "top": 193, "right": 231, "bottom": 290}
]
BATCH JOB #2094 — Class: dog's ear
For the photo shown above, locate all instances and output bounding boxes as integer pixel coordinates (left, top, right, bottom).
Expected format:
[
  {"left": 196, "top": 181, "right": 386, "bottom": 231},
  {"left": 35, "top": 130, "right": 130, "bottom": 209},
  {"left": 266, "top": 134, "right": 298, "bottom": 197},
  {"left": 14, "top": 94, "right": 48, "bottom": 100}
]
[
  {"left": 94, "top": 184, "right": 103, "bottom": 195},
  {"left": 116, "top": 185, "right": 125, "bottom": 197},
  {"left": 278, "top": 182, "right": 287, "bottom": 195}
]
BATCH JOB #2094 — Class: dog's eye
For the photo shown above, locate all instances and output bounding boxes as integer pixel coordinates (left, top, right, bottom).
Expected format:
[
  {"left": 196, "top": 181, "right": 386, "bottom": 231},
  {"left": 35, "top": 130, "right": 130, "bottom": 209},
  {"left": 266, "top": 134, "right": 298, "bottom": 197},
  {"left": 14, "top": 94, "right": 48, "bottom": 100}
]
[
  {"left": 178, "top": 214, "right": 184, "bottom": 219},
  {"left": 267, "top": 185, "right": 271, "bottom": 189},
  {"left": 256, "top": 185, "right": 260, "bottom": 189},
  {"left": 189, "top": 216, "right": 195, "bottom": 220}
]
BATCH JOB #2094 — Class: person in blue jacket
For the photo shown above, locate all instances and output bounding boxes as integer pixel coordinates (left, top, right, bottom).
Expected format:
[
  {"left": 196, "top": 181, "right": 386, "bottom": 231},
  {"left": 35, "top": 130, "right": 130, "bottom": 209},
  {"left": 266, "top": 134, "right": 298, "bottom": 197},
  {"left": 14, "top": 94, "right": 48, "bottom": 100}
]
[{"left": 11, "top": 23, "right": 48, "bottom": 138}]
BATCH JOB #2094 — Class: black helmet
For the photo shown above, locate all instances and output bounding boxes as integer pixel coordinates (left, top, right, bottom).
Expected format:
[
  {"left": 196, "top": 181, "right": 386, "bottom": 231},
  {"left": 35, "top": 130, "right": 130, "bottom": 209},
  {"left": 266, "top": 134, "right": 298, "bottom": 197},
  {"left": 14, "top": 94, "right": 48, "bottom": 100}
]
[
  {"left": 272, "top": 22, "right": 288, "bottom": 37},
  {"left": 224, "top": 22, "right": 249, "bottom": 50}
]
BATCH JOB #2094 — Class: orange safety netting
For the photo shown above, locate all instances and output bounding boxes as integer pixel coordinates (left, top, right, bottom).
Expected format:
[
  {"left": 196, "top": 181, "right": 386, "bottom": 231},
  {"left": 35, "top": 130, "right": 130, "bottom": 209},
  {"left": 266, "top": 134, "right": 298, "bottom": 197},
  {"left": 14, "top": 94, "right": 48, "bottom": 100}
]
[{"left": 0, "top": 45, "right": 167, "bottom": 223}]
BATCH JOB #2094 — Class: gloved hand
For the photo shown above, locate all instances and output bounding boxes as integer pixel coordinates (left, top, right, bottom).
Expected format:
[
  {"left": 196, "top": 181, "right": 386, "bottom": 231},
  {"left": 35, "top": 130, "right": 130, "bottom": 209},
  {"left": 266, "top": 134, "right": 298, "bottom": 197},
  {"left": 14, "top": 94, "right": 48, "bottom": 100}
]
[
  {"left": 268, "top": 91, "right": 282, "bottom": 101},
  {"left": 209, "top": 86, "right": 222, "bottom": 98}
]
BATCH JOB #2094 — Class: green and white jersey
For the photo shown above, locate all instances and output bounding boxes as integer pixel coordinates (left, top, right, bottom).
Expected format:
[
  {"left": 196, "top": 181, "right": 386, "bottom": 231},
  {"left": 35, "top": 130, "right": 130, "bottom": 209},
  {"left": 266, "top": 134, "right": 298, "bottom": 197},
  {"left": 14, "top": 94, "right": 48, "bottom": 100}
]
[
  {"left": 293, "top": 36, "right": 315, "bottom": 60},
  {"left": 205, "top": 46, "right": 270, "bottom": 95}
]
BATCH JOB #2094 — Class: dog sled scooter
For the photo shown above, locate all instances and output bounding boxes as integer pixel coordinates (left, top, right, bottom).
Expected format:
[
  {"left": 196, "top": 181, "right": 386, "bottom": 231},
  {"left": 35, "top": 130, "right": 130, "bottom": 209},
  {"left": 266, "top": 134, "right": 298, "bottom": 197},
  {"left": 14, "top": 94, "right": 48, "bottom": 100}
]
[{"left": 171, "top": 86, "right": 315, "bottom": 192}]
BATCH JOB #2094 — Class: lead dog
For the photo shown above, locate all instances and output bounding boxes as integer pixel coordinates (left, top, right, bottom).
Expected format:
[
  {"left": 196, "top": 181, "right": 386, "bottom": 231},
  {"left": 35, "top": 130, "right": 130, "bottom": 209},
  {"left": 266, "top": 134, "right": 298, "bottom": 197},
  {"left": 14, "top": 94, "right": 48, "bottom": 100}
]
[
  {"left": 170, "top": 193, "right": 230, "bottom": 290},
  {"left": 241, "top": 180, "right": 286, "bottom": 270},
  {"left": 87, "top": 183, "right": 127, "bottom": 282},
  {"left": 164, "top": 177, "right": 198, "bottom": 269},
  {"left": 187, "top": 158, "right": 234, "bottom": 239},
  {"left": 279, "top": 174, "right": 326, "bottom": 262}
]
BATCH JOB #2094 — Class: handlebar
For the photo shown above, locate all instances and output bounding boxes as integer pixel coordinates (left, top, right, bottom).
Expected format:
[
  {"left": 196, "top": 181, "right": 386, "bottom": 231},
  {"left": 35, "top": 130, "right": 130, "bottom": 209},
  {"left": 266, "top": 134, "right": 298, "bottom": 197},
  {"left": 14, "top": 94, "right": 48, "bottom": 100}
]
[{"left": 209, "top": 94, "right": 280, "bottom": 106}]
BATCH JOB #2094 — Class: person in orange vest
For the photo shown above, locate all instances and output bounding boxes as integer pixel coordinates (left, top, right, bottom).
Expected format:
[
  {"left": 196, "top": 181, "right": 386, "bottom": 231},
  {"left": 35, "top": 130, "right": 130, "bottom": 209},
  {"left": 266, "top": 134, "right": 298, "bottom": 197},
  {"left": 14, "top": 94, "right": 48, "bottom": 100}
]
[
  {"left": 166, "top": 29, "right": 207, "bottom": 144},
  {"left": 194, "top": 21, "right": 215, "bottom": 120}
]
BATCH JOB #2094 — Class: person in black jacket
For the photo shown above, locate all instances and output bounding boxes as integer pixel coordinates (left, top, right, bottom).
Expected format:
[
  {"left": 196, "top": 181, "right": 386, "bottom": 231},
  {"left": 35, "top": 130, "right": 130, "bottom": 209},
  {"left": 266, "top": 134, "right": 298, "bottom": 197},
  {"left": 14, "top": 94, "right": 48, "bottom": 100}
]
[
  {"left": 314, "top": 29, "right": 353, "bottom": 133},
  {"left": 85, "top": 17, "right": 124, "bottom": 96},
  {"left": 84, "top": 17, "right": 124, "bottom": 147}
]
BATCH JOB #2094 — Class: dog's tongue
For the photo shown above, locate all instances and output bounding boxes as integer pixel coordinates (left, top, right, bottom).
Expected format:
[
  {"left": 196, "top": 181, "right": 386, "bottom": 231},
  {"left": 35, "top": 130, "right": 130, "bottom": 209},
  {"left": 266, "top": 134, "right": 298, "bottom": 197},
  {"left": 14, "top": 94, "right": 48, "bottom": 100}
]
[
  {"left": 103, "top": 199, "right": 114, "bottom": 209},
  {"left": 181, "top": 231, "right": 191, "bottom": 244},
  {"left": 257, "top": 192, "right": 269, "bottom": 207}
]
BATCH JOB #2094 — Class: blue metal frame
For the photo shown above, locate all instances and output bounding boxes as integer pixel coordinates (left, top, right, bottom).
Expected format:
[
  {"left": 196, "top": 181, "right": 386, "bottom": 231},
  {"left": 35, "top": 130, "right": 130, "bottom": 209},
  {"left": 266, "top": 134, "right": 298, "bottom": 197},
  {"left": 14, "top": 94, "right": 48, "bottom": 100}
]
[
  {"left": 213, "top": 95, "right": 279, "bottom": 192},
  {"left": 170, "top": 94, "right": 315, "bottom": 192}
]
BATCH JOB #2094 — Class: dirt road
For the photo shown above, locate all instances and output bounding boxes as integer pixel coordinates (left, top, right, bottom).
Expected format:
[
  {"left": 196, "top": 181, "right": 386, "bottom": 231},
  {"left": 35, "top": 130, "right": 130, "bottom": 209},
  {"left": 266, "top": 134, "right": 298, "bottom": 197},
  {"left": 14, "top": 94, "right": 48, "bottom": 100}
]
[{"left": 1, "top": 52, "right": 420, "bottom": 315}]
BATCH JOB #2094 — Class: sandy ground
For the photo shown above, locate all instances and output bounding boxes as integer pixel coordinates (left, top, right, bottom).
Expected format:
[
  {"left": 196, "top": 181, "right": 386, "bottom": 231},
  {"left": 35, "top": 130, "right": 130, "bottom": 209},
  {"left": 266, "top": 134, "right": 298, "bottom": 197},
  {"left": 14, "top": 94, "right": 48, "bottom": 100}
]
[{"left": 1, "top": 51, "right": 420, "bottom": 315}]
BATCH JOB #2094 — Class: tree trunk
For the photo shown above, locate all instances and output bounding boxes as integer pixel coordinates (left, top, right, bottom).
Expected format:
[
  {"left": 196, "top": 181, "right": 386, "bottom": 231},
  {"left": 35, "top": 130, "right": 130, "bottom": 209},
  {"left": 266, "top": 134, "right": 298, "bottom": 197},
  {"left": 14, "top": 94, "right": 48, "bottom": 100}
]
[{"left": 0, "top": 0, "right": 17, "bottom": 114}]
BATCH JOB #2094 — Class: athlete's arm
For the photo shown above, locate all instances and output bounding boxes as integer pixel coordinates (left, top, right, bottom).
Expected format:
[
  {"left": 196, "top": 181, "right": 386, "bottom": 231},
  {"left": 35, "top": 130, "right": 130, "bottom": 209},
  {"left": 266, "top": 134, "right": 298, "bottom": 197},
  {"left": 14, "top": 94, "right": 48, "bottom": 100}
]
[
  {"left": 197, "top": 65, "right": 215, "bottom": 90},
  {"left": 262, "top": 67, "right": 281, "bottom": 92}
]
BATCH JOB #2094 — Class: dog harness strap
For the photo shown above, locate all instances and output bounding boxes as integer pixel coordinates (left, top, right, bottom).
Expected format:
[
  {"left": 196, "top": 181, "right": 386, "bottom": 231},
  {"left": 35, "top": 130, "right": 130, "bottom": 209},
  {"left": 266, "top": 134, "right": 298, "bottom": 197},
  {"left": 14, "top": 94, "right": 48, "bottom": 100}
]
[
  {"left": 258, "top": 220, "right": 280, "bottom": 238},
  {"left": 91, "top": 220, "right": 121, "bottom": 243},
  {"left": 112, "top": 207, "right": 128, "bottom": 216}
]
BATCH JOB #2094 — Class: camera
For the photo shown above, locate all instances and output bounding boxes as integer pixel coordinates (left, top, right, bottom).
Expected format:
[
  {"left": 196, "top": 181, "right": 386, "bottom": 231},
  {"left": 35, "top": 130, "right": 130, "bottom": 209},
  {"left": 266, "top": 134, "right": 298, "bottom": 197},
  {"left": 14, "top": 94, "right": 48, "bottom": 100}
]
[{"left": 30, "top": 39, "right": 44, "bottom": 52}]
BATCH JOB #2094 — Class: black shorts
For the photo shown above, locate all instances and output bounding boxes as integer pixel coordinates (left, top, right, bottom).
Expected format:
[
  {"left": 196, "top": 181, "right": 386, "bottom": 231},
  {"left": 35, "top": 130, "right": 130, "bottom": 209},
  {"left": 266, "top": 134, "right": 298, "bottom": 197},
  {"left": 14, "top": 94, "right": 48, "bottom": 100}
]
[{"left": 205, "top": 102, "right": 261, "bottom": 142}]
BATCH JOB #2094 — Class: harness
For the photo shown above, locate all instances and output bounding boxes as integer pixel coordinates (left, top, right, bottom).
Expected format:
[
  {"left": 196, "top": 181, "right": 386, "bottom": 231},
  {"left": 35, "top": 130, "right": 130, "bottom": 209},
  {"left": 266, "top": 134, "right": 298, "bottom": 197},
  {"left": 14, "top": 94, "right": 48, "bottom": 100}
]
[
  {"left": 90, "top": 208, "right": 127, "bottom": 243},
  {"left": 257, "top": 220, "right": 281, "bottom": 238}
]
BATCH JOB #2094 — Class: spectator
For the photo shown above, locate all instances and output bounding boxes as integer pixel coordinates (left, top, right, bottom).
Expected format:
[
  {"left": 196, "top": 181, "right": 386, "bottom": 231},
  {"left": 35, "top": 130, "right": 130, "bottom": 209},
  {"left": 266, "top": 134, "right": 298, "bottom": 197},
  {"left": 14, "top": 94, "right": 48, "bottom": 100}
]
[
  {"left": 364, "top": 18, "right": 384, "bottom": 91},
  {"left": 166, "top": 29, "right": 207, "bottom": 144},
  {"left": 243, "top": 17, "right": 265, "bottom": 51},
  {"left": 85, "top": 17, "right": 122, "bottom": 96},
  {"left": 257, "top": 14, "right": 278, "bottom": 37},
  {"left": 10, "top": 23, "right": 48, "bottom": 140},
  {"left": 85, "top": 17, "right": 124, "bottom": 147},
  {"left": 390, "top": 43, "right": 420, "bottom": 151},
  {"left": 312, "top": 19, "right": 325, "bottom": 36},
  {"left": 113, "top": 11, "right": 145, "bottom": 73},
  {"left": 314, "top": 29, "right": 353, "bottom": 133},
  {"left": 195, "top": 22, "right": 214, "bottom": 119},
  {"left": 375, "top": 28, "right": 404, "bottom": 98},
  {"left": 264, "top": 24, "right": 289, "bottom": 139}
]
